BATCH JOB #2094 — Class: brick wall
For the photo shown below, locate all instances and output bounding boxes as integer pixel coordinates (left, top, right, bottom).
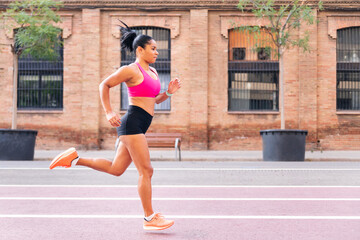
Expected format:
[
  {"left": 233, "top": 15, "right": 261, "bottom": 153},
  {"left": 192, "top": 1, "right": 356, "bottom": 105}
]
[
  {"left": 317, "top": 12, "right": 360, "bottom": 150},
  {"left": 1, "top": 6, "right": 360, "bottom": 150}
]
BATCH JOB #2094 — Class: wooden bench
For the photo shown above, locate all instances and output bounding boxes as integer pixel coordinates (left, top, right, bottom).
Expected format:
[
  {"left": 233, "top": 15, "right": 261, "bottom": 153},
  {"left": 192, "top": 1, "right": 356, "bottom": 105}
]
[
  {"left": 115, "top": 133, "right": 182, "bottom": 161},
  {"left": 146, "top": 133, "right": 182, "bottom": 161}
]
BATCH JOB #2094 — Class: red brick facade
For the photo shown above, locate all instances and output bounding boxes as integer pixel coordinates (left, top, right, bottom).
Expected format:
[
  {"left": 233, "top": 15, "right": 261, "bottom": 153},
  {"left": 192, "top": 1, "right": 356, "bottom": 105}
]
[{"left": 1, "top": 1, "right": 360, "bottom": 150}]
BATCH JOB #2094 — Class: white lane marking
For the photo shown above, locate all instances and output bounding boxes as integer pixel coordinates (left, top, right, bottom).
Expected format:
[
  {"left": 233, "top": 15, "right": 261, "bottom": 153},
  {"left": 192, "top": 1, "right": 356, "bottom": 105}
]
[
  {"left": 1, "top": 197, "right": 360, "bottom": 201},
  {"left": 0, "top": 214, "right": 360, "bottom": 220},
  {"left": 0, "top": 185, "right": 360, "bottom": 188},
  {"left": 1, "top": 167, "right": 360, "bottom": 171}
]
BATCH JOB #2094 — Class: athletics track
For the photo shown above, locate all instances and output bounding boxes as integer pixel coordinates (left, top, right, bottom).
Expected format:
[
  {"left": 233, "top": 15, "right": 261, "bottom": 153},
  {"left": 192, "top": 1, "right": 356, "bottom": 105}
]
[{"left": 0, "top": 161, "right": 359, "bottom": 240}]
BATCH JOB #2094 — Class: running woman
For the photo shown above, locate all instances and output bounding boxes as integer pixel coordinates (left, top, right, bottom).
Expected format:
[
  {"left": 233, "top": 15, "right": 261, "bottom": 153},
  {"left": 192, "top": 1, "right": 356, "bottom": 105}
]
[{"left": 49, "top": 21, "right": 181, "bottom": 231}]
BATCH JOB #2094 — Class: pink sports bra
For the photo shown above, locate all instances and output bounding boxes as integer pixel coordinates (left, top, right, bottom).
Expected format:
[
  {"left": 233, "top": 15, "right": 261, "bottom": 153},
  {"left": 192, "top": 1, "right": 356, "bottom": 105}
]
[{"left": 128, "top": 63, "right": 161, "bottom": 98}]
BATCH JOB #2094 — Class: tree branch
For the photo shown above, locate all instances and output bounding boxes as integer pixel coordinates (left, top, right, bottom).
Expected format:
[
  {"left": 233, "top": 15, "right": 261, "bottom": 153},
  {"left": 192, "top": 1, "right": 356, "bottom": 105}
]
[
  {"left": 264, "top": 27, "right": 280, "bottom": 49},
  {"left": 281, "top": 2, "right": 302, "bottom": 34},
  {"left": 276, "top": 0, "right": 296, "bottom": 29},
  {"left": 283, "top": 0, "right": 311, "bottom": 33},
  {"left": 267, "top": 11, "right": 277, "bottom": 32},
  {"left": 248, "top": 0, "right": 265, "bottom": 10}
]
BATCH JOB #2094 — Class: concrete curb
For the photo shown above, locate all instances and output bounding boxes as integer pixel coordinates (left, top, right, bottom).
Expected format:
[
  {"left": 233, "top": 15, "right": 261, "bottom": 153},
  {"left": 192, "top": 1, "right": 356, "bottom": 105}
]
[{"left": 33, "top": 150, "right": 360, "bottom": 162}]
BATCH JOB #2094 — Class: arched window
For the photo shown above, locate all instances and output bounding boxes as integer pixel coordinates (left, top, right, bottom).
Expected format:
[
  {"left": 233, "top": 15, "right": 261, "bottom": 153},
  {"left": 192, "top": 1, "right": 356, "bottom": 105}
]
[
  {"left": 120, "top": 26, "right": 171, "bottom": 111},
  {"left": 16, "top": 30, "right": 64, "bottom": 109},
  {"left": 228, "top": 28, "right": 279, "bottom": 111},
  {"left": 337, "top": 27, "right": 360, "bottom": 110}
]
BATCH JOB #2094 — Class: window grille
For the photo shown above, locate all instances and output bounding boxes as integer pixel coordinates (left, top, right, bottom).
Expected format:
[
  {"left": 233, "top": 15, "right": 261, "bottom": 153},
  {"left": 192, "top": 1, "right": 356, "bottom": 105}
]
[
  {"left": 228, "top": 28, "right": 279, "bottom": 111},
  {"left": 120, "top": 27, "right": 171, "bottom": 111},
  {"left": 17, "top": 34, "right": 63, "bottom": 110},
  {"left": 337, "top": 27, "right": 360, "bottom": 110}
]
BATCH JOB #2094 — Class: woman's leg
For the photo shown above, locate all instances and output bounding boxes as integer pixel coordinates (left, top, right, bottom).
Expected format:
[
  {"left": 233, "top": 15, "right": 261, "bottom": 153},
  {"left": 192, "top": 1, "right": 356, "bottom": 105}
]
[
  {"left": 76, "top": 139, "right": 132, "bottom": 176},
  {"left": 120, "top": 134, "right": 154, "bottom": 217}
]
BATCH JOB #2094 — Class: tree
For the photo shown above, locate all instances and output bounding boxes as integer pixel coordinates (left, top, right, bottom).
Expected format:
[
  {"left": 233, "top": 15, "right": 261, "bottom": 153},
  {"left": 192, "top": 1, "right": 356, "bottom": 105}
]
[
  {"left": 237, "top": 0, "right": 323, "bottom": 129},
  {"left": 1, "top": 0, "right": 63, "bottom": 129}
]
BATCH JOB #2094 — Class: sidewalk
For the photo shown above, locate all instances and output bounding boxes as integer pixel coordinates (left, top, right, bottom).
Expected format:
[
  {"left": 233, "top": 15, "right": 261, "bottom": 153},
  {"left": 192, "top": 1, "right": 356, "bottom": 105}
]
[{"left": 34, "top": 150, "right": 360, "bottom": 161}]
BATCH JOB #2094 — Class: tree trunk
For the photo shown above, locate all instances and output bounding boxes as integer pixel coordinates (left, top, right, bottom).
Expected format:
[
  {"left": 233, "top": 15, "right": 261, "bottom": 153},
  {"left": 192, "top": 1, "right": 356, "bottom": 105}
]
[
  {"left": 11, "top": 54, "right": 18, "bottom": 130},
  {"left": 279, "top": 47, "right": 285, "bottom": 130}
]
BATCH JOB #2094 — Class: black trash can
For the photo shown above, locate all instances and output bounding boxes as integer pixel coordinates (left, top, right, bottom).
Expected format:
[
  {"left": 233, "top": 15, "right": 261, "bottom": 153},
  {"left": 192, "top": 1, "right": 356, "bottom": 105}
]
[
  {"left": 0, "top": 129, "right": 38, "bottom": 160},
  {"left": 260, "top": 129, "right": 308, "bottom": 161}
]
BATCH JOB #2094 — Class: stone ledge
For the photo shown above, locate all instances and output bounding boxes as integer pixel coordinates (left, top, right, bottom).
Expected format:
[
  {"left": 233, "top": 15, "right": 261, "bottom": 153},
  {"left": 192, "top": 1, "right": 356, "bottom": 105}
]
[
  {"left": 1, "top": 1, "right": 357, "bottom": 11},
  {"left": 110, "top": 14, "right": 181, "bottom": 39}
]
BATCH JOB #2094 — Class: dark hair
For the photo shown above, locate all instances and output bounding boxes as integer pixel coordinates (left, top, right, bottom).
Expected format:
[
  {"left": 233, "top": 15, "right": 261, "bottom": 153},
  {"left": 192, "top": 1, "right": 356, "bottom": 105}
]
[{"left": 119, "top": 20, "right": 153, "bottom": 52}]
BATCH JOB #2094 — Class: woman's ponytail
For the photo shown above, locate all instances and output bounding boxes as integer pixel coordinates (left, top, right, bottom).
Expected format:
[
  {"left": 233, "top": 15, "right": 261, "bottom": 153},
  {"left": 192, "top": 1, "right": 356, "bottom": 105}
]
[{"left": 119, "top": 20, "right": 137, "bottom": 52}]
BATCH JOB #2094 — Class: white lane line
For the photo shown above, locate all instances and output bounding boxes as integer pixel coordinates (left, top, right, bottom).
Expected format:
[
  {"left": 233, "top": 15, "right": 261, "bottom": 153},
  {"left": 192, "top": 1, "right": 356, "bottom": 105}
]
[
  {"left": 0, "top": 214, "right": 359, "bottom": 220},
  {"left": 1, "top": 197, "right": 360, "bottom": 201},
  {"left": 1, "top": 167, "right": 360, "bottom": 171},
  {"left": 0, "top": 185, "right": 360, "bottom": 188}
]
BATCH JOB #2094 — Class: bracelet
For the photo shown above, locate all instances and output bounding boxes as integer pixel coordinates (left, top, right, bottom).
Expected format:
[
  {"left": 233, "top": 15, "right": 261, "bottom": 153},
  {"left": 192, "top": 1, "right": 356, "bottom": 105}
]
[{"left": 166, "top": 91, "right": 173, "bottom": 97}]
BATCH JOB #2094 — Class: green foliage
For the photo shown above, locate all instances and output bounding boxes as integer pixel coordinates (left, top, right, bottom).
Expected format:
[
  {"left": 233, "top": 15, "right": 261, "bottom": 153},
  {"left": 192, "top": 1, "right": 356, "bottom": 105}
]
[
  {"left": 235, "top": 26, "right": 278, "bottom": 59},
  {"left": 237, "top": 0, "right": 323, "bottom": 56},
  {"left": 1, "top": 0, "right": 64, "bottom": 60}
]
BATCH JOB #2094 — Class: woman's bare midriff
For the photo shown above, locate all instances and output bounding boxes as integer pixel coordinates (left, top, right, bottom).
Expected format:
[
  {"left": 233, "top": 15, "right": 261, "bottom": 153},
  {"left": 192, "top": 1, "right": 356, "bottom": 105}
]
[{"left": 129, "top": 97, "right": 156, "bottom": 116}]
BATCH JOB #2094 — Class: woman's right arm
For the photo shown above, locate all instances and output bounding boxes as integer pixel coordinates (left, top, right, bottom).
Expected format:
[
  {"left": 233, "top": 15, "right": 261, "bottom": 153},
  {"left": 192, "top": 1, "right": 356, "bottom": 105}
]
[{"left": 99, "top": 66, "right": 134, "bottom": 127}]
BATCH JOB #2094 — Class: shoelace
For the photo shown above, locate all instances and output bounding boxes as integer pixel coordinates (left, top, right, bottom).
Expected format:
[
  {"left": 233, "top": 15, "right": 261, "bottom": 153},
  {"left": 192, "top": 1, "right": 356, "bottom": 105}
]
[{"left": 153, "top": 213, "right": 164, "bottom": 220}]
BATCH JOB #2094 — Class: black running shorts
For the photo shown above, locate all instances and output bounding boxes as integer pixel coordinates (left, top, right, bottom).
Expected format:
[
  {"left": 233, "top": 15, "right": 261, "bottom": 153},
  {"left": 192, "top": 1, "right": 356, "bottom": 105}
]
[{"left": 116, "top": 105, "right": 153, "bottom": 136}]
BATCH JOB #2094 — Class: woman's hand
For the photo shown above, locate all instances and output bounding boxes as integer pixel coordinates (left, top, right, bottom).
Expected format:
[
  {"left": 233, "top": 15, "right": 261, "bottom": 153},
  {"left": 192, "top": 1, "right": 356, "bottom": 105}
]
[
  {"left": 167, "top": 78, "right": 182, "bottom": 94},
  {"left": 106, "top": 112, "right": 121, "bottom": 127}
]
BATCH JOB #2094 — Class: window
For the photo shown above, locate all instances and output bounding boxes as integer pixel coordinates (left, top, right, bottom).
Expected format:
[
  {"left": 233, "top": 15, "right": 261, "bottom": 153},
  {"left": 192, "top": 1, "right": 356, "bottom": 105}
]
[
  {"left": 337, "top": 27, "right": 360, "bottom": 110},
  {"left": 233, "top": 48, "right": 246, "bottom": 60},
  {"left": 228, "top": 28, "right": 279, "bottom": 111},
  {"left": 120, "top": 27, "right": 171, "bottom": 111},
  {"left": 17, "top": 35, "right": 63, "bottom": 110}
]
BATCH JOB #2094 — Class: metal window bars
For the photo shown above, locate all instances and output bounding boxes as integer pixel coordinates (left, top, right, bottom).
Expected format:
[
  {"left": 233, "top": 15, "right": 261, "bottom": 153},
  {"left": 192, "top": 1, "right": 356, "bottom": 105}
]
[
  {"left": 337, "top": 27, "right": 360, "bottom": 110},
  {"left": 17, "top": 37, "right": 64, "bottom": 110},
  {"left": 228, "top": 28, "right": 279, "bottom": 111}
]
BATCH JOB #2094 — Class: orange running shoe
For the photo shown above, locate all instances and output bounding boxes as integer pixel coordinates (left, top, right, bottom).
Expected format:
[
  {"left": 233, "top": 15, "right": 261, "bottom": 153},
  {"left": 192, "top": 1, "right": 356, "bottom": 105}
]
[
  {"left": 49, "top": 147, "right": 79, "bottom": 169},
  {"left": 143, "top": 213, "right": 174, "bottom": 231}
]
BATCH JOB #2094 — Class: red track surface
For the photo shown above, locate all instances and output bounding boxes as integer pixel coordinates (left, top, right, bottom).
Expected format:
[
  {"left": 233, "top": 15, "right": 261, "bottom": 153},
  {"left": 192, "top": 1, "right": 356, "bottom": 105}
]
[{"left": 1, "top": 186, "right": 360, "bottom": 240}]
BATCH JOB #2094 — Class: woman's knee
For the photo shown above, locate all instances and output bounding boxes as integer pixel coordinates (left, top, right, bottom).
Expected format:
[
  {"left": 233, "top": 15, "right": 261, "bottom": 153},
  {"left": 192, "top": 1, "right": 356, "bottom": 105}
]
[
  {"left": 139, "top": 165, "right": 153, "bottom": 178},
  {"left": 108, "top": 168, "right": 125, "bottom": 177}
]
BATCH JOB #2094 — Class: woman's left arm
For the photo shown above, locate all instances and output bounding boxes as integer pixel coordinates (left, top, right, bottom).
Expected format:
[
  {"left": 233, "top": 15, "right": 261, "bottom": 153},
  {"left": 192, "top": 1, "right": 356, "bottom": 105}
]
[{"left": 155, "top": 78, "right": 182, "bottom": 104}]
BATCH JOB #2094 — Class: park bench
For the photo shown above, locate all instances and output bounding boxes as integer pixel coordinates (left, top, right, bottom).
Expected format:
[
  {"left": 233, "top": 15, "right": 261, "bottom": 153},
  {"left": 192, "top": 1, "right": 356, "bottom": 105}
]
[
  {"left": 145, "top": 133, "right": 182, "bottom": 161},
  {"left": 115, "top": 133, "right": 182, "bottom": 161}
]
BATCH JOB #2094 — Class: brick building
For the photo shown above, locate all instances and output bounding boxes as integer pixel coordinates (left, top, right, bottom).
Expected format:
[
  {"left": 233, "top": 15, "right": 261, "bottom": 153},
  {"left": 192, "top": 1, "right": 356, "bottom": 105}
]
[{"left": 1, "top": 0, "right": 360, "bottom": 150}]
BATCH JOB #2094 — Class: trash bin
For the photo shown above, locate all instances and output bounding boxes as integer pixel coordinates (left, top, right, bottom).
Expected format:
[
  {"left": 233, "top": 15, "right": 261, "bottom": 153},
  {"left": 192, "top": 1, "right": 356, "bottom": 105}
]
[
  {"left": 0, "top": 129, "right": 38, "bottom": 160},
  {"left": 260, "top": 129, "right": 308, "bottom": 161}
]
